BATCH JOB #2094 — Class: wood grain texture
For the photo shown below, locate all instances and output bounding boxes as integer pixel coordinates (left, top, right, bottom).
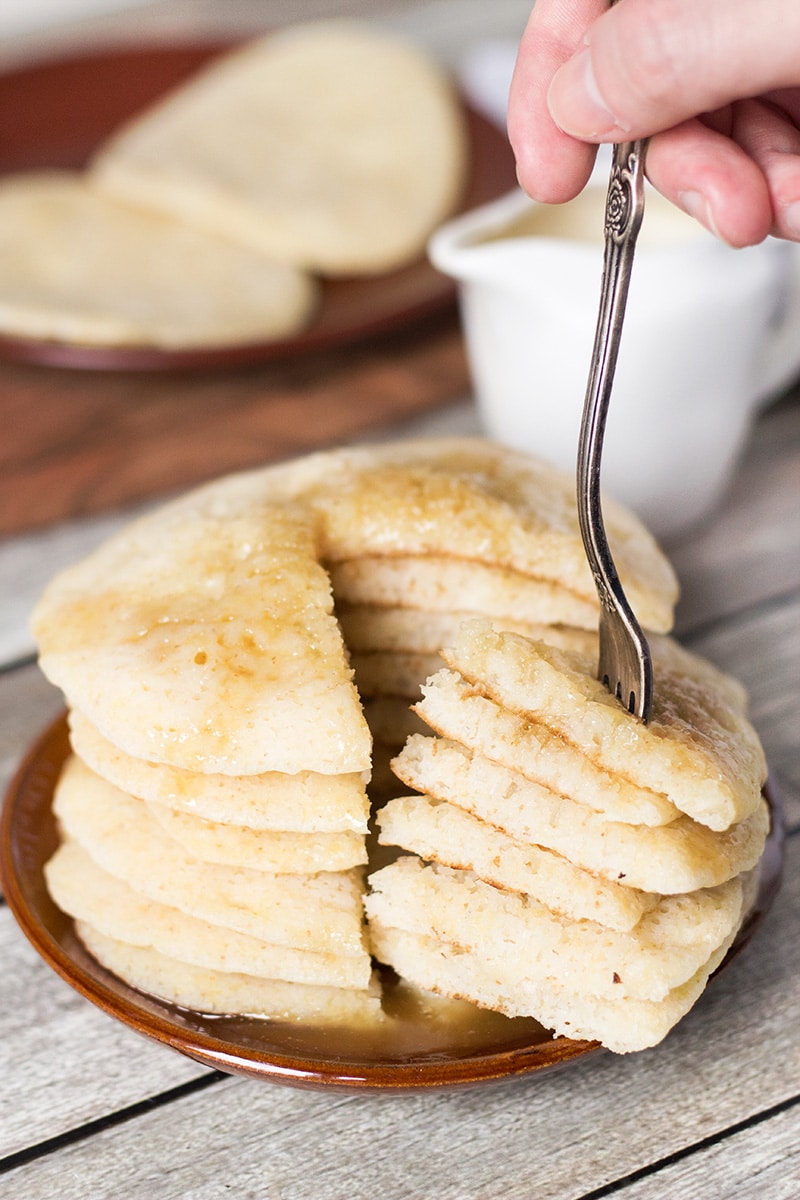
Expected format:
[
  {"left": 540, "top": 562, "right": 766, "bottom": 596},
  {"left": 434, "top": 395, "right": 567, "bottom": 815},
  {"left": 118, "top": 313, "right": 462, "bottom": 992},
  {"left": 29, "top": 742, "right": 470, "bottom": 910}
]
[
  {"left": 0, "top": 315, "right": 469, "bottom": 536},
  {"left": 1, "top": 833, "right": 798, "bottom": 1198}
]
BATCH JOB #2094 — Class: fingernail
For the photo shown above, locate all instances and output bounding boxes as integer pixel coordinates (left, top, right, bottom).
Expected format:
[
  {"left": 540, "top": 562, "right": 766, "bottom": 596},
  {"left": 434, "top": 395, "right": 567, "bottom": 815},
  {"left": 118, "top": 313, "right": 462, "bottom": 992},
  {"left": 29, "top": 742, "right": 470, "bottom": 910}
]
[
  {"left": 547, "top": 44, "right": 629, "bottom": 138},
  {"left": 783, "top": 200, "right": 800, "bottom": 240},
  {"left": 678, "top": 190, "right": 722, "bottom": 240}
]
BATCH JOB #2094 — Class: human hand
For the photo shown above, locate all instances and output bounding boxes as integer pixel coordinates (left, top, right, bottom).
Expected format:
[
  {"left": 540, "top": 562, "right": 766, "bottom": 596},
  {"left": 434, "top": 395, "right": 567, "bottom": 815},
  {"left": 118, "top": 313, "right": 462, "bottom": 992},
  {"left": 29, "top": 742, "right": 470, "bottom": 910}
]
[{"left": 507, "top": 0, "right": 800, "bottom": 246}]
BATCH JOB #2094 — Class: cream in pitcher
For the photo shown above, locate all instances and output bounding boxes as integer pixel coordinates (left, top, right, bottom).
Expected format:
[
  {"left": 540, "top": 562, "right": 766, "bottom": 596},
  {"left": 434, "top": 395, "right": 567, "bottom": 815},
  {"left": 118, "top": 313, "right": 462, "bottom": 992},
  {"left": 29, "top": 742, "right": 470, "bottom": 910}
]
[{"left": 430, "top": 185, "right": 800, "bottom": 539}]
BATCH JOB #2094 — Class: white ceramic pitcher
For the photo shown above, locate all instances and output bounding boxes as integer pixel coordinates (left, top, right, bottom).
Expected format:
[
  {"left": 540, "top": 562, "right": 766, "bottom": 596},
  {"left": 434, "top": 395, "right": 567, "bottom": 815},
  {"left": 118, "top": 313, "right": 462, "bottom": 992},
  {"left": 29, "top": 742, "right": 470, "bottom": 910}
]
[{"left": 430, "top": 185, "right": 800, "bottom": 539}]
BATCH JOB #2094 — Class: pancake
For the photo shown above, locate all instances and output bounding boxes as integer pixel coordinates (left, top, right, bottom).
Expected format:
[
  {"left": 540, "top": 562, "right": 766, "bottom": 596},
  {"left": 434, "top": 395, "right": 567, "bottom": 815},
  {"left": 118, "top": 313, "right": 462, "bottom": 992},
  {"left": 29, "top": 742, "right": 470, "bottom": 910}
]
[
  {"left": 414, "top": 672, "right": 680, "bottom": 826},
  {"left": 0, "top": 171, "right": 315, "bottom": 348},
  {"left": 329, "top": 558, "right": 600, "bottom": 630},
  {"left": 366, "top": 857, "right": 744, "bottom": 1001},
  {"left": 337, "top": 605, "right": 598, "bottom": 657},
  {"left": 68, "top": 709, "right": 370, "bottom": 833},
  {"left": 294, "top": 439, "right": 678, "bottom": 630},
  {"left": 91, "top": 22, "right": 468, "bottom": 275},
  {"left": 387, "top": 742, "right": 770, "bottom": 894},
  {"left": 46, "top": 841, "right": 372, "bottom": 989},
  {"left": 368, "top": 921, "right": 738, "bottom": 1054},
  {"left": 32, "top": 502, "right": 371, "bottom": 777},
  {"left": 54, "top": 756, "right": 367, "bottom": 955},
  {"left": 442, "top": 621, "right": 767, "bottom": 831},
  {"left": 374, "top": 794, "right": 658, "bottom": 931},
  {"left": 147, "top": 803, "right": 366, "bottom": 873},
  {"left": 77, "top": 924, "right": 384, "bottom": 1023}
]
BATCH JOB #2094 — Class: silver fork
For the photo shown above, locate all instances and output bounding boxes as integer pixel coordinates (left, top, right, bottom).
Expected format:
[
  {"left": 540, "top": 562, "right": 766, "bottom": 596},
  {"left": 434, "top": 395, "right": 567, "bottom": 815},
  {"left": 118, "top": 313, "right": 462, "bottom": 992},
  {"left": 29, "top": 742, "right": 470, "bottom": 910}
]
[{"left": 576, "top": 134, "right": 653, "bottom": 722}]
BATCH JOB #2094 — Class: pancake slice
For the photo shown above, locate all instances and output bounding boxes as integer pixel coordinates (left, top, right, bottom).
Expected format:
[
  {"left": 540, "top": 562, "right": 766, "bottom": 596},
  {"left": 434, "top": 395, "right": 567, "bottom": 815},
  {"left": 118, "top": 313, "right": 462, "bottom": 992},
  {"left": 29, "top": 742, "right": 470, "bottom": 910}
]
[
  {"left": 337, "top": 605, "right": 598, "bottom": 657},
  {"left": 46, "top": 841, "right": 372, "bottom": 989},
  {"left": 375, "top": 794, "right": 658, "bottom": 931},
  {"left": 329, "top": 558, "right": 600, "bottom": 630},
  {"left": 389, "top": 739, "right": 769, "bottom": 894},
  {"left": 366, "top": 857, "right": 744, "bottom": 1001},
  {"left": 77, "top": 923, "right": 385, "bottom": 1023},
  {"left": 54, "top": 756, "right": 367, "bottom": 955},
  {"left": 368, "top": 922, "right": 738, "bottom": 1054},
  {"left": 147, "top": 803, "right": 367, "bottom": 873},
  {"left": 442, "top": 622, "right": 767, "bottom": 831},
  {"left": 415, "top": 671, "right": 679, "bottom": 826},
  {"left": 68, "top": 709, "right": 370, "bottom": 833},
  {"left": 32, "top": 501, "right": 371, "bottom": 776}
]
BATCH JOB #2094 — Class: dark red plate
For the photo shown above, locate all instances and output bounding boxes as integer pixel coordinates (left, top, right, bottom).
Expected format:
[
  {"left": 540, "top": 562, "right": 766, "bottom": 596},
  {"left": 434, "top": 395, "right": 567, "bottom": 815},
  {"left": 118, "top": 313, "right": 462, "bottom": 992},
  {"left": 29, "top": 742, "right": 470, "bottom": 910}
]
[
  {"left": 0, "top": 713, "right": 785, "bottom": 1091},
  {"left": 0, "top": 40, "right": 518, "bottom": 371}
]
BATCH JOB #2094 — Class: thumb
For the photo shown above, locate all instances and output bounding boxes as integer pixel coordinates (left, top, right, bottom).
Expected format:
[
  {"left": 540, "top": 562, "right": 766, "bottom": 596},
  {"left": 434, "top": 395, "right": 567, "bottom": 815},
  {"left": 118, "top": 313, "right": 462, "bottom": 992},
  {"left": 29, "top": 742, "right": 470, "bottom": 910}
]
[{"left": 547, "top": 0, "right": 800, "bottom": 141}]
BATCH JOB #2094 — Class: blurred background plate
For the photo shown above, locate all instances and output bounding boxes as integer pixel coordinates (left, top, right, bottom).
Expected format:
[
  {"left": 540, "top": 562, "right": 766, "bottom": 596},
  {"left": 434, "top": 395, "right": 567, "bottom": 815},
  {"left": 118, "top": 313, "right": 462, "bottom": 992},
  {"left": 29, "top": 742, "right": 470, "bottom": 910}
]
[{"left": 0, "top": 40, "right": 519, "bottom": 371}]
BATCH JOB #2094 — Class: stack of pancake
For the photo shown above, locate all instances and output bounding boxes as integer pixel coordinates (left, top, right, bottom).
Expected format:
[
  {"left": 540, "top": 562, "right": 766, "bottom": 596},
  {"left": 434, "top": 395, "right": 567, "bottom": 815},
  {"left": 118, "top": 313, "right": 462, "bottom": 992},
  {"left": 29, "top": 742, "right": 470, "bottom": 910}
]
[
  {"left": 39, "top": 502, "right": 381, "bottom": 1023},
  {"left": 306, "top": 439, "right": 677, "bottom": 801},
  {"left": 367, "top": 620, "right": 769, "bottom": 1052},
  {"left": 31, "top": 436, "right": 769, "bottom": 1050}
]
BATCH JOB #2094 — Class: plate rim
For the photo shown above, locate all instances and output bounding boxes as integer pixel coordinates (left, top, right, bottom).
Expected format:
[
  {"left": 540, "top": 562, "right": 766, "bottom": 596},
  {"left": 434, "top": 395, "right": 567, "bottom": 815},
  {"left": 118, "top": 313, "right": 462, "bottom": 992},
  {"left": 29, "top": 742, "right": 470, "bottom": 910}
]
[{"left": 0, "top": 712, "right": 785, "bottom": 1091}]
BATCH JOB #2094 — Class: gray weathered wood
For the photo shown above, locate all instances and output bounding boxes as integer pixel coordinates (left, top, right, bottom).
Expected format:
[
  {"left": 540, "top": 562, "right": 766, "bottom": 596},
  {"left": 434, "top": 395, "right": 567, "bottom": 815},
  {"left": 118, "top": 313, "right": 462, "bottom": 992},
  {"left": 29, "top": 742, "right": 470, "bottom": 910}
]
[
  {"left": 2, "top": 834, "right": 797, "bottom": 1199},
  {"left": 0, "top": 4, "right": 798, "bottom": 1195},
  {"left": 0, "top": 911, "right": 211, "bottom": 1160}
]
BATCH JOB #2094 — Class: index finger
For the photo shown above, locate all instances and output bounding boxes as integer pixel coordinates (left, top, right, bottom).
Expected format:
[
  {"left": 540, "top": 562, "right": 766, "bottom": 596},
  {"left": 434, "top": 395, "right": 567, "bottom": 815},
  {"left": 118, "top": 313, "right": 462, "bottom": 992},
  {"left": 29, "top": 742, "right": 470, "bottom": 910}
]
[{"left": 508, "top": 0, "right": 606, "bottom": 202}]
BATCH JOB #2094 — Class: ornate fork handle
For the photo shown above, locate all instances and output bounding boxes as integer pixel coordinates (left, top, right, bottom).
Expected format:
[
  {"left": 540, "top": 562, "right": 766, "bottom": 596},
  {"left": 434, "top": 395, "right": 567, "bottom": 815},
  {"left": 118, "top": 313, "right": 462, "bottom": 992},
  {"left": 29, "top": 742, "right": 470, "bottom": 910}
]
[{"left": 576, "top": 137, "right": 654, "bottom": 721}]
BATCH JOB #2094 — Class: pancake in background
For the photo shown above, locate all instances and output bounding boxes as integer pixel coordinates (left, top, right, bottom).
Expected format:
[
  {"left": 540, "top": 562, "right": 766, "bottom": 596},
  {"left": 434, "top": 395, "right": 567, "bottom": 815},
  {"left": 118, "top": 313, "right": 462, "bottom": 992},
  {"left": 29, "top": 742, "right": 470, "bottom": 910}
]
[
  {"left": 68, "top": 710, "right": 370, "bottom": 833},
  {"left": 91, "top": 22, "right": 468, "bottom": 276},
  {"left": 0, "top": 172, "right": 316, "bottom": 349}
]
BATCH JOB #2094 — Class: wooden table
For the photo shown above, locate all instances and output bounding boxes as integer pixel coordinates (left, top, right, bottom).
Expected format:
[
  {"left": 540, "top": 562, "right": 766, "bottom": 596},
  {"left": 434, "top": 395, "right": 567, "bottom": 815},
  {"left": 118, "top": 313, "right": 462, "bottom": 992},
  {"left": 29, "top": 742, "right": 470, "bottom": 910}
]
[{"left": 1, "top": 4, "right": 799, "bottom": 1198}]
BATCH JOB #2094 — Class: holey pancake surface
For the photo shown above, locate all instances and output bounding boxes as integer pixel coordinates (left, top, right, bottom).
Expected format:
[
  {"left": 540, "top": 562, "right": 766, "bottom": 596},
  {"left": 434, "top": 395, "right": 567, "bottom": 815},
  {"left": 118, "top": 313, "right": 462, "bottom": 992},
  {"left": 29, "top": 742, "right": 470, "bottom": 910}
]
[
  {"left": 32, "top": 438, "right": 678, "bottom": 781},
  {"left": 32, "top": 501, "right": 370, "bottom": 776}
]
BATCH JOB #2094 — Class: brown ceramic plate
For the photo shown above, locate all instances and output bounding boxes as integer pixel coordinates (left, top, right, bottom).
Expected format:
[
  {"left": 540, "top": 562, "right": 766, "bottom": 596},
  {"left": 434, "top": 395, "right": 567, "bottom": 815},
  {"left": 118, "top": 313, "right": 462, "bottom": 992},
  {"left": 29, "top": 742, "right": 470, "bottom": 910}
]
[
  {"left": 0, "top": 40, "right": 518, "bottom": 372},
  {"left": 0, "top": 714, "right": 785, "bottom": 1092}
]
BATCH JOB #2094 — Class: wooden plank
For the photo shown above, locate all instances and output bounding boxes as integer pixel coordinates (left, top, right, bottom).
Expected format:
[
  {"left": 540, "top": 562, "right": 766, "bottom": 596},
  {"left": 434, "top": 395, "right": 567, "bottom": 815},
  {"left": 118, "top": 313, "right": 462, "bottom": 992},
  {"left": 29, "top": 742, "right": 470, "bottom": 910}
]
[
  {"left": 602, "top": 1101, "right": 800, "bottom": 1199},
  {"left": 2, "top": 834, "right": 798, "bottom": 1199},
  {"left": 0, "top": 663, "right": 63, "bottom": 801},
  {"left": 0, "top": 911, "right": 212, "bottom": 1161},
  {"left": 685, "top": 591, "right": 800, "bottom": 830},
  {"left": 671, "top": 391, "right": 800, "bottom": 635},
  {"left": 0, "top": 317, "right": 470, "bottom": 538}
]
